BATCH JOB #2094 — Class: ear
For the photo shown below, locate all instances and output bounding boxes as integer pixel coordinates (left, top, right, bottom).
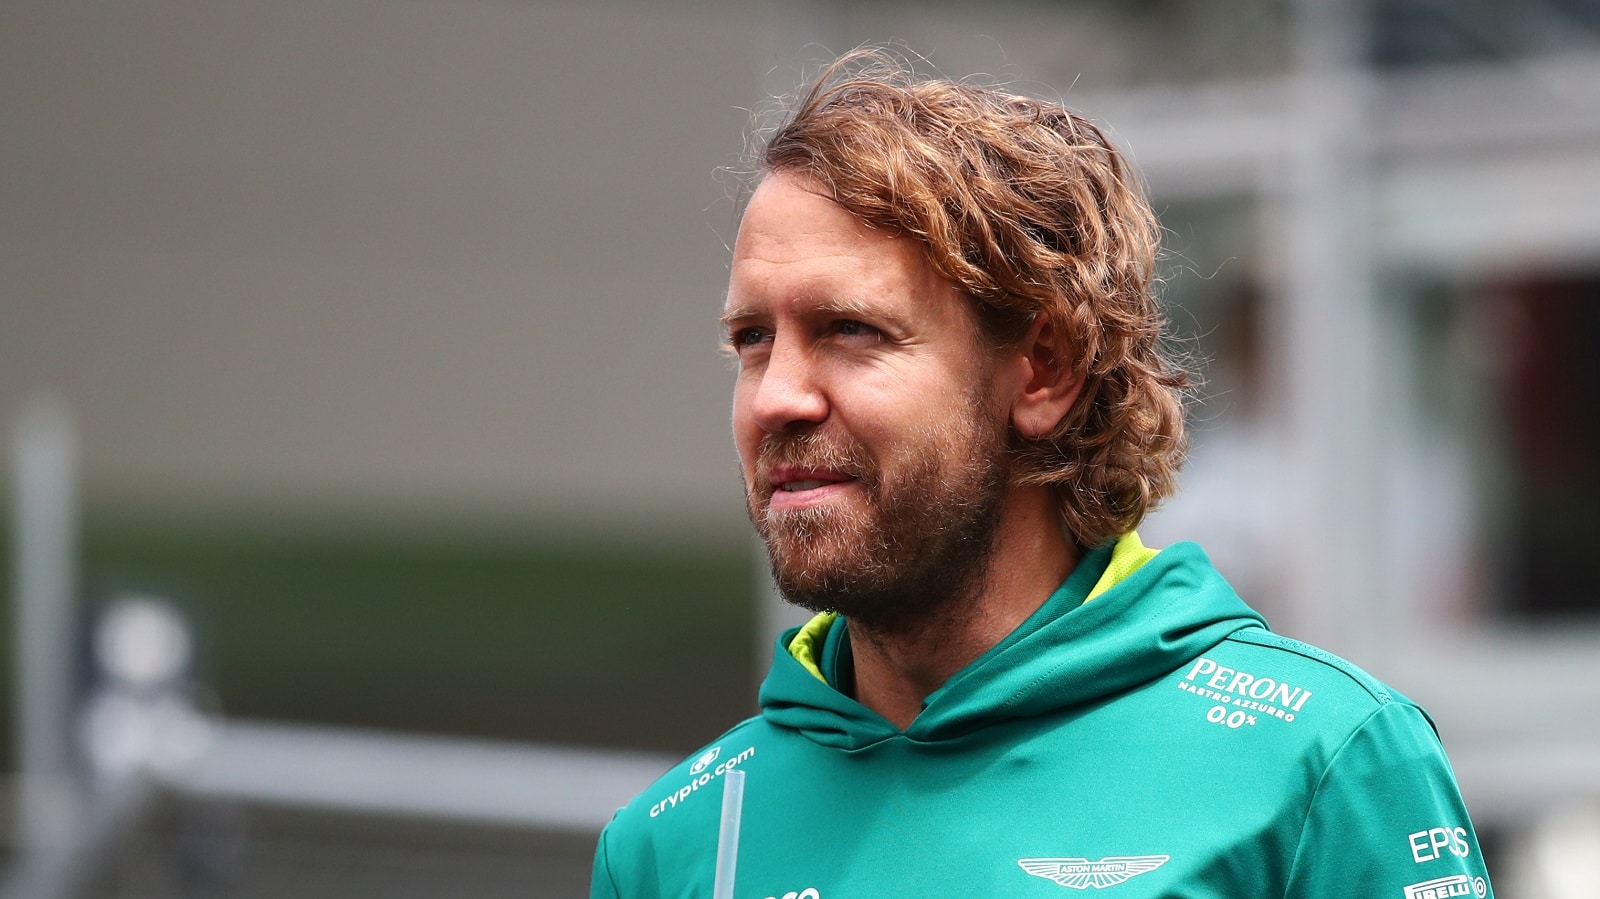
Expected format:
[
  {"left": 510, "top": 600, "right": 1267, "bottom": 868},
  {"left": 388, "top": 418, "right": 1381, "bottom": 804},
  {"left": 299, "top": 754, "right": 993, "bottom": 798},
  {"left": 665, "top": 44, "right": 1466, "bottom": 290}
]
[{"left": 1009, "top": 315, "right": 1083, "bottom": 439}]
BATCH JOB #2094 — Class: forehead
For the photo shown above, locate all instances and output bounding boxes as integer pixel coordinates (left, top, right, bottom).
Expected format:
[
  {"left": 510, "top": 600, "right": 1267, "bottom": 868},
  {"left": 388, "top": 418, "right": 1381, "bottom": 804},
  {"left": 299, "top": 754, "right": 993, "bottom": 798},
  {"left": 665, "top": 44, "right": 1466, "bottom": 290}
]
[{"left": 725, "top": 172, "right": 956, "bottom": 316}]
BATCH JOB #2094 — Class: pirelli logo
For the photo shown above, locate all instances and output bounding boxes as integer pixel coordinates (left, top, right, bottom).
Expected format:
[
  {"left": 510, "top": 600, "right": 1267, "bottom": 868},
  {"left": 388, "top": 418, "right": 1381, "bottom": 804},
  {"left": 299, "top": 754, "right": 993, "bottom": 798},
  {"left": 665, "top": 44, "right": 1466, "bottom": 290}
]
[{"left": 1403, "top": 874, "right": 1471, "bottom": 899}]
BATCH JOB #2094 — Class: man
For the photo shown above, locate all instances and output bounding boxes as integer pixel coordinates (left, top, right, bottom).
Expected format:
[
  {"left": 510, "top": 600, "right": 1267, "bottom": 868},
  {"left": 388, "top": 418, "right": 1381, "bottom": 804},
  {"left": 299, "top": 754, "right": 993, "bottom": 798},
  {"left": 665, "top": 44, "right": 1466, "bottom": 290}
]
[{"left": 592, "top": 53, "right": 1493, "bottom": 898}]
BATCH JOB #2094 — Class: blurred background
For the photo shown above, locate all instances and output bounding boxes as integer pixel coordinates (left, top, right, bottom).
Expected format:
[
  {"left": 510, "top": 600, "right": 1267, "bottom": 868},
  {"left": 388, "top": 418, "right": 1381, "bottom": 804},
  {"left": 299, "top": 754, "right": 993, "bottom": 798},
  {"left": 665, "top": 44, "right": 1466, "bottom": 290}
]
[{"left": 2, "top": 0, "right": 1598, "bottom": 896}]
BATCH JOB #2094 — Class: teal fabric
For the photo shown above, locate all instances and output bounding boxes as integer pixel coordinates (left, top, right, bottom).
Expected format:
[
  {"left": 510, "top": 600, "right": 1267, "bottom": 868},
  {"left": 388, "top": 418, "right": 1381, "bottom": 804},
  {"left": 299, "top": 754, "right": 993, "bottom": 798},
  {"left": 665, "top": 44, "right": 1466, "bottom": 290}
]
[{"left": 591, "top": 542, "right": 1493, "bottom": 899}]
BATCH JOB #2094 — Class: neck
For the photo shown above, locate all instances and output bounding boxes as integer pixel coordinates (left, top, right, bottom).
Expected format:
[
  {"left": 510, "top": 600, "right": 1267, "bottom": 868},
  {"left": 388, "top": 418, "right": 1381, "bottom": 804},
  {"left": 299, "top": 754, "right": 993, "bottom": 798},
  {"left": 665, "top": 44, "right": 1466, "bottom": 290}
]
[{"left": 846, "top": 485, "right": 1078, "bottom": 730}]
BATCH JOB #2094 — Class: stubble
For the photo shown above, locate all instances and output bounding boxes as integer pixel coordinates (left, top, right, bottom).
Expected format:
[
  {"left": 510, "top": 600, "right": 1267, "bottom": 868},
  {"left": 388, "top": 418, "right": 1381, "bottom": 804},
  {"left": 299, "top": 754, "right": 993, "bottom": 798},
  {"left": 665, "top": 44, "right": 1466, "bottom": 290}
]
[{"left": 746, "top": 386, "right": 1012, "bottom": 636}]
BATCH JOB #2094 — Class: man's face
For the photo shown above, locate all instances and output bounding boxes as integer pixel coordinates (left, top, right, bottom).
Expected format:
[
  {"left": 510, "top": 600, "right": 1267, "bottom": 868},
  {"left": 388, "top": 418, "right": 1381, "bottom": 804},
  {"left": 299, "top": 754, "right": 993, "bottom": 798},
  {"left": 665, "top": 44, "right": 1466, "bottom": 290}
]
[{"left": 723, "top": 172, "right": 1014, "bottom": 631}]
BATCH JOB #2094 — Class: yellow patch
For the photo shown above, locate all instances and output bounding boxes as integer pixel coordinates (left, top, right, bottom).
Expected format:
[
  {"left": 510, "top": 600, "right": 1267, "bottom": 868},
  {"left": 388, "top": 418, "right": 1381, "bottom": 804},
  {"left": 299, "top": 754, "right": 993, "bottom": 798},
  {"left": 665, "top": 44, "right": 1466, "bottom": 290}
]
[{"left": 1086, "top": 531, "right": 1161, "bottom": 602}]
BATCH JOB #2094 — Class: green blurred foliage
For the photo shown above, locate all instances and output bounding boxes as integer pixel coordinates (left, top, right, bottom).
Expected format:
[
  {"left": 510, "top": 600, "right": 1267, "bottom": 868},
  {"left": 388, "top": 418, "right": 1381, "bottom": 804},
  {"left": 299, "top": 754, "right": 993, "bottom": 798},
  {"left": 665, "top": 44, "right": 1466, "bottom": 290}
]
[{"left": 0, "top": 519, "right": 757, "bottom": 769}]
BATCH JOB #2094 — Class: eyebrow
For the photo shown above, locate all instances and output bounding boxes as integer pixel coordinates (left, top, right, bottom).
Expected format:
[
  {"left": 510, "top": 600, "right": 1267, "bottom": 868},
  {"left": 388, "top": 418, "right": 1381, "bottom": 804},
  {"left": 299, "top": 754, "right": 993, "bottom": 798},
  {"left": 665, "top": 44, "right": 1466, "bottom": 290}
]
[
  {"left": 718, "top": 305, "right": 759, "bottom": 332},
  {"left": 719, "top": 297, "right": 908, "bottom": 333}
]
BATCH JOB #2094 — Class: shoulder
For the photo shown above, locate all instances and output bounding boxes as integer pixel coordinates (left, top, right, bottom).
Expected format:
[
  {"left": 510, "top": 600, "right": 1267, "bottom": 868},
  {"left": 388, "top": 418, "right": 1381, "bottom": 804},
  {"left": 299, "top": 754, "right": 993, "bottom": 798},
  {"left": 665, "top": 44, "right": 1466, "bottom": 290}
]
[
  {"left": 594, "top": 715, "right": 791, "bottom": 897},
  {"left": 596, "top": 714, "right": 775, "bottom": 850},
  {"left": 1211, "top": 633, "right": 1496, "bottom": 894},
  {"left": 1159, "top": 624, "right": 1453, "bottom": 790},
  {"left": 1225, "top": 628, "right": 1410, "bottom": 703},
  {"left": 1163, "top": 627, "right": 1487, "bottom": 885},
  {"left": 1188, "top": 626, "right": 1429, "bottom": 730}
]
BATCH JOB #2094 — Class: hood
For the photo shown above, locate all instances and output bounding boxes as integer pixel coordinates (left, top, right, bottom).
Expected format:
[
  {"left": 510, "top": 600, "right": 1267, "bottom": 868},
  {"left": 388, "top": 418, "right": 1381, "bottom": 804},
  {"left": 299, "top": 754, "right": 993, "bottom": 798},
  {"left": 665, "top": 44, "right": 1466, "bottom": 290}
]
[{"left": 758, "top": 536, "right": 1267, "bottom": 750}]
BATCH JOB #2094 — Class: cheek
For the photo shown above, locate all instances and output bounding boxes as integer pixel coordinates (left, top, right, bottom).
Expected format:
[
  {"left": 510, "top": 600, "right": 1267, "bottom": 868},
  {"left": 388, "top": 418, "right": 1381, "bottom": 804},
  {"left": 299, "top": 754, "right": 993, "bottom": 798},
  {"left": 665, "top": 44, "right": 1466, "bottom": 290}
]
[{"left": 730, "top": 386, "right": 760, "bottom": 463}]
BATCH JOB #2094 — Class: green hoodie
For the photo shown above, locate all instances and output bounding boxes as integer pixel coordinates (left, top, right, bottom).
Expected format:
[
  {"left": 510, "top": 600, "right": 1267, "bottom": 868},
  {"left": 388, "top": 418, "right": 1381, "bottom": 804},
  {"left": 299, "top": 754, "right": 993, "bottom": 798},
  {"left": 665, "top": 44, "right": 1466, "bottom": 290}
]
[{"left": 592, "top": 537, "right": 1493, "bottom": 898}]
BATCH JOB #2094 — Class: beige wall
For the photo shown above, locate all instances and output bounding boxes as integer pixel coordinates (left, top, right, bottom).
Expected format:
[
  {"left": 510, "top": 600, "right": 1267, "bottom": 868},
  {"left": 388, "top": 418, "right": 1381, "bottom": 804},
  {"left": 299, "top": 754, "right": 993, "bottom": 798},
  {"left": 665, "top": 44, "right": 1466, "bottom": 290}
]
[{"left": 1, "top": 0, "right": 773, "bottom": 536}]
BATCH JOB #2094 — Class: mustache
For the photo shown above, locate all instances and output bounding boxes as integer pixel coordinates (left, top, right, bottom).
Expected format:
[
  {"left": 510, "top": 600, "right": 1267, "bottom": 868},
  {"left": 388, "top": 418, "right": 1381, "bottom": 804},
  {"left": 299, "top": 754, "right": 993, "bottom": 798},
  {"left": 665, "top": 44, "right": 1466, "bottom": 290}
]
[{"left": 753, "top": 430, "right": 879, "bottom": 494}]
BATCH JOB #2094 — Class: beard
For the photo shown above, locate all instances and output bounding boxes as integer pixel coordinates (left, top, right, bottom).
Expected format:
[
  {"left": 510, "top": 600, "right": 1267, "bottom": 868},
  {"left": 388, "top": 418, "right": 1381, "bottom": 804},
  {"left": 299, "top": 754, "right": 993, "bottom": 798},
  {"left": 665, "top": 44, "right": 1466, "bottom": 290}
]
[{"left": 745, "top": 388, "right": 1012, "bottom": 636}]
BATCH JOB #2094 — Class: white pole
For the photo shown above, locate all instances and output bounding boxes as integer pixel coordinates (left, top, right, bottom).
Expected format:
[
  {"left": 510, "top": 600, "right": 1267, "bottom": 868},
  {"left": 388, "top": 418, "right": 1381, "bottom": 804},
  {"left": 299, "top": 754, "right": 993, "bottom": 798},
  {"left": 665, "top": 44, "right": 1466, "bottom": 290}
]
[
  {"left": 1272, "top": 0, "right": 1386, "bottom": 663},
  {"left": 12, "top": 398, "right": 80, "bottom": 852}
]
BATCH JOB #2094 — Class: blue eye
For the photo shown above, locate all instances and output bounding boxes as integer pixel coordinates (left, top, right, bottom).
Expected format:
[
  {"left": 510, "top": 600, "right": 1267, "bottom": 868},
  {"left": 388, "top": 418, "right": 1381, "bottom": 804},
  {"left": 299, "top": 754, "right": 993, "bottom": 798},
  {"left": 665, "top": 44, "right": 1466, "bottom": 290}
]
[
  {"left": 836, "top": 320, "right": 878, "bottom": 338},
  {"left": 730, "top": 327, "right": 770, "bottom": 349}
]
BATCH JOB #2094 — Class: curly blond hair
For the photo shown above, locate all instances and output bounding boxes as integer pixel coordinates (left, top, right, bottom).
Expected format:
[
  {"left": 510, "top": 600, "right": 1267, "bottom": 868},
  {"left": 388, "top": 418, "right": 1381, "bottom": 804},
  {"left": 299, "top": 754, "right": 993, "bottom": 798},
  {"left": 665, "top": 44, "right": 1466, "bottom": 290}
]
[{"left": 756, "top": 51, "right": 1192, "bottom": 548}]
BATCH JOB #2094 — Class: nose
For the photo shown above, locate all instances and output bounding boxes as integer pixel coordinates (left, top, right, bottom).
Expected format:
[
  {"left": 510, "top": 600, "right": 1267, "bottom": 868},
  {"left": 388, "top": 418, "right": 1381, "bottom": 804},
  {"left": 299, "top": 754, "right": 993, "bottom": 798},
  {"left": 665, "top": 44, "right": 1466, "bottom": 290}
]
[{"left": 747, "top": 337, "right": 828, "bottom": 434}]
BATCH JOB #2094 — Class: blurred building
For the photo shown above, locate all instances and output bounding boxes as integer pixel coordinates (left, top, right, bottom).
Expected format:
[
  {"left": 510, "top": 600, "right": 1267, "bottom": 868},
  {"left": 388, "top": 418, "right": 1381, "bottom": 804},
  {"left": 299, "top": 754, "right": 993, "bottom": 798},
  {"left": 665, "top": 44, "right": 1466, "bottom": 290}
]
[{"left": 3, "top": 0, "right": 1599, "bottom": 896}]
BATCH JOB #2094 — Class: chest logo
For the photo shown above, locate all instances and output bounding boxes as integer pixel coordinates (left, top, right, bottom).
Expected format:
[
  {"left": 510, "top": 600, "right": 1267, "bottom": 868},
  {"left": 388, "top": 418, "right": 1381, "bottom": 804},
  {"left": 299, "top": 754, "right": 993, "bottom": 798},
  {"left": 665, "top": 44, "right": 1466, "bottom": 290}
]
[{"left": 1019, "top": 856, "right": 1169, "bottom": 889}]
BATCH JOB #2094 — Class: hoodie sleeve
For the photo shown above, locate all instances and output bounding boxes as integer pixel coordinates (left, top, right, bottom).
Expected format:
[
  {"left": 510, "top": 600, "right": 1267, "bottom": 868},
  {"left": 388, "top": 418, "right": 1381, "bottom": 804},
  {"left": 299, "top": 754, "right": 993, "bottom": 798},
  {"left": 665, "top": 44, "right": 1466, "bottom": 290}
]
[{"left": 1284, "top": 701, "right": 1493, "bottom": 899}]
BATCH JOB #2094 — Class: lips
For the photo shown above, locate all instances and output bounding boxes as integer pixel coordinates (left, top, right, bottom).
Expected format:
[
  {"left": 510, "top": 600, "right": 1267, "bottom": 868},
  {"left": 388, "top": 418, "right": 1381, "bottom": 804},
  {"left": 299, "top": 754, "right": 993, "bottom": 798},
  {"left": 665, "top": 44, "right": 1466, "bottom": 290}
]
[
  {"left": 760, "top": 465, "right": 858, "bottom": 511},
  {"left": 770, "top": 468, "right": 850, "bottom": 492},
  {"left": 751, "top": 431, "right": 876, "bottom": 513}
]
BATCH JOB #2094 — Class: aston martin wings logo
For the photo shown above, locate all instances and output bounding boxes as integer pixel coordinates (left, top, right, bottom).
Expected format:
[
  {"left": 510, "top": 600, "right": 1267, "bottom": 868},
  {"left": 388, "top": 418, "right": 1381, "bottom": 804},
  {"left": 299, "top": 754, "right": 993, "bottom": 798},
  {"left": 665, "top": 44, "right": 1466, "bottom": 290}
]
[{"left": 1018, "top": 856, "right": 1170, "bottom": 889}]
